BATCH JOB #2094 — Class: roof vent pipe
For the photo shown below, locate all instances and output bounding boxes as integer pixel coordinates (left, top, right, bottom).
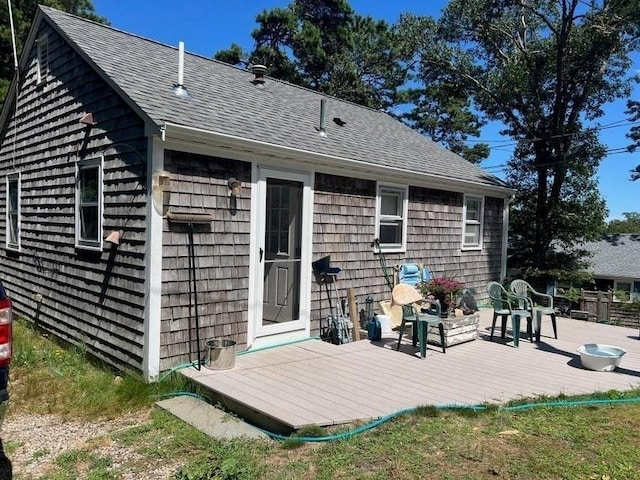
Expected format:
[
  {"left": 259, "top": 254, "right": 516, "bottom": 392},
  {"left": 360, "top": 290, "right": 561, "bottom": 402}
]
[
  {"left": 319, "top": 99, "right": 327, "bottom": 137},
  {"left": 172, "top": 41, "right": 191, "bottom": 99},
  {"left": 251, "top": 64, "right": 266, "bottom": 86}
]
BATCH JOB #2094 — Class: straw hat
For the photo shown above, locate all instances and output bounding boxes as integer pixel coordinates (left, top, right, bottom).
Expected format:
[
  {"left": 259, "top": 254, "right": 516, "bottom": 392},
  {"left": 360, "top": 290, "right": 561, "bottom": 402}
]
[{"left": 391, "top": 283, "right": 424, "bottom": 306}]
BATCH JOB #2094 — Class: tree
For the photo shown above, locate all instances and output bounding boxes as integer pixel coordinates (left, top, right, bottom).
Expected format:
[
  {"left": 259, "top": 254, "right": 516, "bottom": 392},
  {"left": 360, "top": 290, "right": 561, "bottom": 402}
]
[
  {"left": 397, "top": 0, "right": 640, "bottom": 274},
  {"left": 606, "top": 212, "right": 640, "bottom": 233},
  {"left": 626, "top": 100, "right": 640, "bottom": 180},
  {"left": 393, "top": 15, "right": 490, "bottom": 163},
  {"left": 215, "top": 0, "right": 404, "bottom": 111},
  {"left": 215, "top": 0, "right": 489, "bottom": 161},
  {"left": 1, "top": 0, "right": 106, "bottom": 106}
]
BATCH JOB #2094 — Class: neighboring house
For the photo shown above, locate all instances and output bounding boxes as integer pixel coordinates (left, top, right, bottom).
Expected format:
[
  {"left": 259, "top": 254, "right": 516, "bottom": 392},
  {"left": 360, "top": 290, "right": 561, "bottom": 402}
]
[
  {"left": 0, "top": 6, "right": 513, "bottom": 380},
  {"left": 581, "top": 234, "right": 640, "bottom": 301}
]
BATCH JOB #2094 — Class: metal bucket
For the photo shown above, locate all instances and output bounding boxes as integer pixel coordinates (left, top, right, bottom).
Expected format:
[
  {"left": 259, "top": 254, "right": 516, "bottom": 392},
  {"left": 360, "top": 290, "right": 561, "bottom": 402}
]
[{"left": 205, "top": 338, "right": 237, "bottom": 370}]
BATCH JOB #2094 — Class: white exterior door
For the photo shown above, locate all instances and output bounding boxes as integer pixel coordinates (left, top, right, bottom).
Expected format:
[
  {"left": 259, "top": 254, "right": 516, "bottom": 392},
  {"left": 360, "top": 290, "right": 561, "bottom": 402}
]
[{"left": 249, "top": 167, "right": 313, "bottom": 347}]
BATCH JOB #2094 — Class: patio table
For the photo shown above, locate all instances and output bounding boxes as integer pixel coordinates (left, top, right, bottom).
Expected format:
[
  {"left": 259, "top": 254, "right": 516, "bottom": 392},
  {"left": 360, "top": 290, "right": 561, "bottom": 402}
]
[
  {"left": 533, "top": 308, "right": 543, "bottom": 342},
  {"left": 416, "top": 313, "right": 446, "bottom": 358},
  {"left": 510, "top": 309, "right": 531, "bottom": 347}
]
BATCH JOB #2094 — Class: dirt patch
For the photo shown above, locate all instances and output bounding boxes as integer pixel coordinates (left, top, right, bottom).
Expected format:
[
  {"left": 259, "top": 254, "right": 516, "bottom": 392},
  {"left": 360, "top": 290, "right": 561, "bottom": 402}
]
[{"left": 1, "top": 410, "right": 180, "bottom": 479}]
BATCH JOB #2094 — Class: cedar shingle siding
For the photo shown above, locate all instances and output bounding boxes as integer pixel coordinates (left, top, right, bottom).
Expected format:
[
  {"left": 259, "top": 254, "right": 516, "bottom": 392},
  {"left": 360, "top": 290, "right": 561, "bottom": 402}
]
[
  {"left": 159, "top": 151, "right": 251, "bottom": 370},
  {"left": 0, "top": 23, "right": 148, "bottom": 371},
  {"left": 1, "top": 6, "right": 512, "bottom": 378},
  {"left": 312, "top": 174, "right": 503, "bottom": 336}
]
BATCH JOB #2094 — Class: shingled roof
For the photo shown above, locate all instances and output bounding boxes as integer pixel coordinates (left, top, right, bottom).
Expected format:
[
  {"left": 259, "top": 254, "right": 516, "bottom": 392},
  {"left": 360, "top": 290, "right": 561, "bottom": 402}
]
[
  {"left": 582, "top": 234, "right": 640, "bottom": 279},
  {"left": 25, "top": 6, "right": 509, "bottom": 192}
]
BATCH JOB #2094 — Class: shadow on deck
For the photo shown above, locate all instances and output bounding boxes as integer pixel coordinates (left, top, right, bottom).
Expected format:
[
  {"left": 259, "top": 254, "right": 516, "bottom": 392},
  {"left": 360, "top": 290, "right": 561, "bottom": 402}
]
[{"left": 180, "top": 309, "right": 640, "bottom": 434}]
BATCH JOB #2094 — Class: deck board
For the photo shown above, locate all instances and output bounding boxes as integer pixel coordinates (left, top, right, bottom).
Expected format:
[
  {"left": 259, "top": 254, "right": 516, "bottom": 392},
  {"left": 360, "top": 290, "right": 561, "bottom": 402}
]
[{"left": 181, "top": 311, "right": 640, "bottom": 429}]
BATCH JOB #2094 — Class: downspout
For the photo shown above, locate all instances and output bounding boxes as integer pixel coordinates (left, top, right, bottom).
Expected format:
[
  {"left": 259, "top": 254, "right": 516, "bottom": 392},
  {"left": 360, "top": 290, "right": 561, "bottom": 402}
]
[
  {"left": 142, "top": 136, "right": 165, "bottom": 382},
  {"left": 500, "top": 195, "right": 514, "bottom": 282}
]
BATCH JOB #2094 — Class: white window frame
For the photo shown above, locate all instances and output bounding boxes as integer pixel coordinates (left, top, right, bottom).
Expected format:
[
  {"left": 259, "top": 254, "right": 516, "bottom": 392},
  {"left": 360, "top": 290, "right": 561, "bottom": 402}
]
[
  {"left": 375, "top": 182, "right": 408, "bottom": 253},
  {"left": 75, "top": 157, "right": 103, "bottom": 251},
  {"left": 36, "top": 34, "right": 49, "bottom": 84},
  {"left": 613, "top": 279, "right": 634, "bottom": 303},
  {"left": 6, "top": 173, "right": 21, "bottom": 251},
  {"left": 462, "top": 194, "right": 484, "bottom": 250}
]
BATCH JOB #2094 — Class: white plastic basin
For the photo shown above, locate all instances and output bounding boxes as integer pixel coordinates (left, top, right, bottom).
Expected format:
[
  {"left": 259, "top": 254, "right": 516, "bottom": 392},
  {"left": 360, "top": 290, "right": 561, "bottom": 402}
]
[{"left": 576, "top": 344, "right": 626, "bottom": 372}]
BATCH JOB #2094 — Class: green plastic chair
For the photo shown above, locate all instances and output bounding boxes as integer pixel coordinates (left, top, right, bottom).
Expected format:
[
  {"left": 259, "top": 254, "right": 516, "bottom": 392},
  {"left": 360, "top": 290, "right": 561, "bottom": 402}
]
[
  {"left": 510, "top": 279, "right": 558, "bottom": 341},
  {"left": 391, "top": 284, "right": 445, "bottom": 357},
  {"left": 486, "top": 281, "right": 533, "bottom": 347}
]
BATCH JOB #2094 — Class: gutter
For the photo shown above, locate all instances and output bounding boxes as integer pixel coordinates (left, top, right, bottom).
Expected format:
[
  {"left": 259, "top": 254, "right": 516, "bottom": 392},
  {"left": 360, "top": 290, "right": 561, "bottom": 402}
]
[
  {"left": 501, "top": 195, "right": 515, "bottom": 281},
  {"left": 161, "top": 122, "right": 516, "bottom": 199}
]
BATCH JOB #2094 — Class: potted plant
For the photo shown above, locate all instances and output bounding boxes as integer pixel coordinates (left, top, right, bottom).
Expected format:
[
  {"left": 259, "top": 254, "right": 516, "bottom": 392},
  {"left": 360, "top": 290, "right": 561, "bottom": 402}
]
[{"left": 417, "top": 276, "right": 464, "bottom": 318}]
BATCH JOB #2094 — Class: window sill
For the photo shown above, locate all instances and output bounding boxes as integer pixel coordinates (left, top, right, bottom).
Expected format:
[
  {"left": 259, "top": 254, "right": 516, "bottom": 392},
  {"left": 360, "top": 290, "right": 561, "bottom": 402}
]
[
  {"left": 374, "top": 246, "right": 406, "bottom": 254},
  {"left": 461, "top": 245, "right": 482, "bottom": 252},
  {"left": 75, "top": 242, "right": 103, "bottom": 252}
]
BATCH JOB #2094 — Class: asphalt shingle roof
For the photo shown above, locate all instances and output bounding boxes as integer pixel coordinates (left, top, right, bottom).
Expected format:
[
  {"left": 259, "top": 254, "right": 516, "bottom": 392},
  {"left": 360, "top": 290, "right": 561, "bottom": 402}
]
[
  {"left": 39, "top": 6, "right": 508, "bottom": 191},
  {"left": 582, "top": 234, "right": 640, "bottom": 279}
]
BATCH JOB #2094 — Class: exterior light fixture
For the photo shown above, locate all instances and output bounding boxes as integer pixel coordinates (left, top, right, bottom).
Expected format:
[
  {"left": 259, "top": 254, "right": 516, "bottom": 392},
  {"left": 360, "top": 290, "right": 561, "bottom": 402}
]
[
  {"left": 105, "top": 229, "right": 123, "bottom": 245},
  {"left": 228, "top": 177, "right": 241, "bottom": 197},
  {"left": 152, "top": 170, "right": 171, "bottom": 216}
]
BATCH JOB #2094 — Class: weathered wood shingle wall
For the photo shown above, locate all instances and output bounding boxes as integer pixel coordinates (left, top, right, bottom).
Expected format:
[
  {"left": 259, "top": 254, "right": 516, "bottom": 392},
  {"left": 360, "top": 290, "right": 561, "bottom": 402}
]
[
  {"left": 312, "top": 173, "right": 504, "bottom": 335},
  {"left": 0, "top": 22, "right": 148, "bottom": 371},
  {"left": 159, "top": 151, "right": 251, "bottom": 370}
]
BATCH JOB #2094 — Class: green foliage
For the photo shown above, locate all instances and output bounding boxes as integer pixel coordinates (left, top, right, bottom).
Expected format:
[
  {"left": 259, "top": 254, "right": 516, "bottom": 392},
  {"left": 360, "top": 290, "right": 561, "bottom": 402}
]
[
  {"left": 563, "top": 287, "right": 582, "bottom": 304},
  {"left": 394, "top": 14, "right": 490, "bottom": 163},
  {"left": 215, "top": 0, "right": 404, "bottom": 111},
  {"left": 10, "top": 320, "right": 193, "bottom": 418},
  {"left": 626, "top": 100, "right": 640, "bottom": 181},
  {"left": 54, "top": 450, "right": 116, "bottom": 479},
  {"left": 397, "top": 0, "right": 639, "bottom": 272},
  {"left": 606, "top": 212, "right": 640, "bottom": 233},
  {"left": 9, "top": 327, "right": 640, "bottom": 480},
  {"left": 0, "top": 0, "right": 106, "bottom": 106}
]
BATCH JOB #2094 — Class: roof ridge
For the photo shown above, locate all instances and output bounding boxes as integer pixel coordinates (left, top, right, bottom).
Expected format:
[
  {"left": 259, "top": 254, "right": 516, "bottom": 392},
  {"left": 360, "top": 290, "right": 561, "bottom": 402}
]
[{"left": 38, "top": 5, "right": 389, "bottom": 116}]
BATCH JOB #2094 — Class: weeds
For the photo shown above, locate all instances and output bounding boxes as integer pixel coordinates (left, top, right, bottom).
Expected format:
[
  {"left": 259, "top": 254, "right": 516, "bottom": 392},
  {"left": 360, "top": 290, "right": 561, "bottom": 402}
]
[{"left": 8, "top": 318, "right": 640, "bottom": 479}]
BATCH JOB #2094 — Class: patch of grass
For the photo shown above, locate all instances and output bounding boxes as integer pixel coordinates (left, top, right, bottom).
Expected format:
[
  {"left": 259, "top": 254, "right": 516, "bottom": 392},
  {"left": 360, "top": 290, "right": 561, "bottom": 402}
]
[
  {"left": 9, "top": 320, "right": 196, "bottom": 419},
  {"left": 29, "top": 447, "right": 50, "bottom": 462},
  {"left": 50, "top": 450, "right": 117, "bottom": 480},
  {"left": 8, "top": 318, "right": 640, "bottom": 479},
  {"left": 414, "top": 404, "right": 439, "bottom": 417}
]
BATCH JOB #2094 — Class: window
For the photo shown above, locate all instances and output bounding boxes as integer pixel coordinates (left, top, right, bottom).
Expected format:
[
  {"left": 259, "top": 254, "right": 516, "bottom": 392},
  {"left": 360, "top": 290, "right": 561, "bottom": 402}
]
[
  {"left": 75, "top": 158, "right": 103, "bottom": 250},
  {"left": 6, "top": 174, "right": 20, "bottom": 250},
  {"left": 462, "top": 195, "right": 484, "bottom": 249},
  {"left": 36, "top": 35, "right": 49, "bottom": 84},
  {"left": 375, "top": 183, "right": 407, "bottom": 252},
  {"left": 613, "top": 280, "right": 632, "bottom": 302}
]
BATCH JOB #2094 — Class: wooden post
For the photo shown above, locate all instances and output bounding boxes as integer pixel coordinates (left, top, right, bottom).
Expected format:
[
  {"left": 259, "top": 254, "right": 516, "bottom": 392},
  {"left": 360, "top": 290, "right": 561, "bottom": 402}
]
[{"left": 347, "top": 287, "right": 360, "bottom": 341}]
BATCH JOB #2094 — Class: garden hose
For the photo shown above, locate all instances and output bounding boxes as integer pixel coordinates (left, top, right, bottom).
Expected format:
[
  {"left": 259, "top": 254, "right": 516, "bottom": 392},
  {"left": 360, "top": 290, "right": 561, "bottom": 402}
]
[
  {"left": 157, "top": 340, "right": 640, "bottom": 444},
  {"left": 256, "top": 395, "right": 640, "bottom": 443}
]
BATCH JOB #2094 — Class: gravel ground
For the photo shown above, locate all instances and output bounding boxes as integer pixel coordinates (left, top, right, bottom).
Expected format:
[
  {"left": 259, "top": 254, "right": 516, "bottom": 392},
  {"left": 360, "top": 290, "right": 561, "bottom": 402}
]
[{"left": 1, "top": 410, "right": 180, "bottom": 479}]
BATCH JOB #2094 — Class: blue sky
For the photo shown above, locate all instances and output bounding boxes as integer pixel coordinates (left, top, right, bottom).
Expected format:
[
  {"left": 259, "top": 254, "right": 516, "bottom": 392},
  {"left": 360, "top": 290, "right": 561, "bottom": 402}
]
[{"left": 92, "top": 0, "right": 639, "bottom": 221}]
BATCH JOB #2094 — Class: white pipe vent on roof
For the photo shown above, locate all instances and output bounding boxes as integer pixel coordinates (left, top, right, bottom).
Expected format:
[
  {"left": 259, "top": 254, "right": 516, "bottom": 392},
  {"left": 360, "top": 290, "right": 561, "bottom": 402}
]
[{"left": 173, "top": 41, "right": 191, "bottom": 99}]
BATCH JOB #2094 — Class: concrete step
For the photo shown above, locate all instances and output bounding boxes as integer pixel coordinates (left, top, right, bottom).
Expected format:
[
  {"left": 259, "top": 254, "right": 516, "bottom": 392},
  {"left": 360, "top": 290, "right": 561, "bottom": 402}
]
[{"left": 155, "top": 396, "right": 271, "bottom": 441}]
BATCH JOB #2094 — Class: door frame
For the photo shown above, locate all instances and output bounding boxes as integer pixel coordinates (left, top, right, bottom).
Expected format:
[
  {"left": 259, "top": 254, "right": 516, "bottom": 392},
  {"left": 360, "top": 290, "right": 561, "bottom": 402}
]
[{"left": 247, "top": 165, "right": 314, "bottom": 348}]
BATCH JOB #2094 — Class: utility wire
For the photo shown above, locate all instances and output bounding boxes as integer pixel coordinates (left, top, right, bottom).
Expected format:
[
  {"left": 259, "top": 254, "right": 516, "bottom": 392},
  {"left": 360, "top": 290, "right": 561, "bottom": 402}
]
[
  {"left": 464, "top": 118, "right": 640, "bottom": 149},
  {"left": 483, "top": 147, "right": 634, "bottom": 173}
]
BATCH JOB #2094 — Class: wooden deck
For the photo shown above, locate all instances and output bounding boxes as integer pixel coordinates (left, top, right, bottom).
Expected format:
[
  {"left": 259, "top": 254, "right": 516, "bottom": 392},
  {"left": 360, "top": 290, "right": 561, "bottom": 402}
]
[{"left": 181, "top": 310, "right": 640, "bottom": 432}]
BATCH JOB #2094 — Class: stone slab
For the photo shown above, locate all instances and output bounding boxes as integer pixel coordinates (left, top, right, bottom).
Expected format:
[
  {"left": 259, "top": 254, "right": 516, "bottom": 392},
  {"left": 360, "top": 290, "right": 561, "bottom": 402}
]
[{"left": 155, "top": 396, "right": 271, "bottom": 440}]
